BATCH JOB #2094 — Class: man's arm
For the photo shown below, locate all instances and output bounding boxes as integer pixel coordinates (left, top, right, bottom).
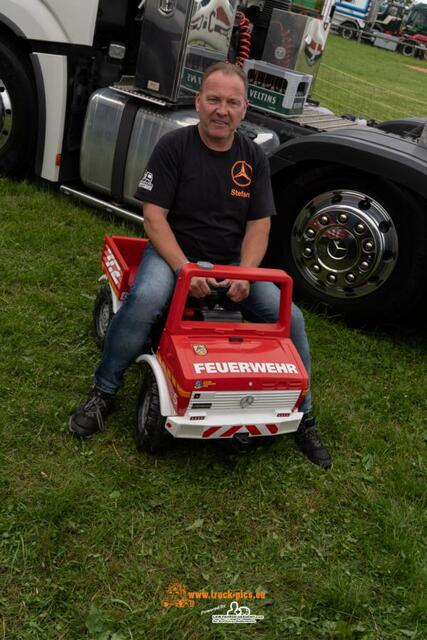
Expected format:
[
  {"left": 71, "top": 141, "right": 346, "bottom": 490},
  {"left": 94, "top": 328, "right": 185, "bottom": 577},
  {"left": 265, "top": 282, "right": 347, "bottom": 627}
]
[
  {"left": 240, "top": 217, "right": 271, "bottom": 267},
  {"left": 227, "top": 217, "right": 271, "bottom": 302},
  {"left": 143, "top": 202, "right": 188, "bottom": 274}
]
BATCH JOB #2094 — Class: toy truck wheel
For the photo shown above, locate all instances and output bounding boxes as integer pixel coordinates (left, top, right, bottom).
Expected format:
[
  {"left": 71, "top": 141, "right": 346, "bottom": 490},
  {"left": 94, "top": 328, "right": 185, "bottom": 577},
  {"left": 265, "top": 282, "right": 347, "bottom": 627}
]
[
  {"left": 268, "top": 167, "right": 426, "bottom": 326},
  {"left": 93, "top": 284, "right": 114, "bottom": 348},
  {"left": 134, "top": 368, "right": 170, "bottom": 454},
  {"left": 0, "top": 37, "right": 37, "bottom": 175}
]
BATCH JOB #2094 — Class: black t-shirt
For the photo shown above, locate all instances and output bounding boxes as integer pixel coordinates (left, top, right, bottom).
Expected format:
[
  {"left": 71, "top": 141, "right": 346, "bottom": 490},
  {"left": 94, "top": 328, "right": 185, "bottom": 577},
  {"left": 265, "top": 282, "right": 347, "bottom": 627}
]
[{"left": 134, "top": 125, "right": 276, "bottom": 264}]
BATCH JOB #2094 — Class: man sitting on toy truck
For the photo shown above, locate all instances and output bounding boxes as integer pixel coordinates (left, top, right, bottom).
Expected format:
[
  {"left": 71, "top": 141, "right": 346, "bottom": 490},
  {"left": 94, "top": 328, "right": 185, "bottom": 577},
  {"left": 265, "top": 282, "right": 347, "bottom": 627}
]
[{"left": 70, "top": 62, "right": 332, "bottom": 469}]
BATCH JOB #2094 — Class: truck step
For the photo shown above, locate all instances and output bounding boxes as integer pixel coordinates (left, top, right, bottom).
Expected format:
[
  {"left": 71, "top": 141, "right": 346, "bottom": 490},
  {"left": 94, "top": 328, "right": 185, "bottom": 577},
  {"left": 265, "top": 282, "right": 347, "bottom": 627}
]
[{"left": 60, "top": 186, "right": 143, "bottom": 225}]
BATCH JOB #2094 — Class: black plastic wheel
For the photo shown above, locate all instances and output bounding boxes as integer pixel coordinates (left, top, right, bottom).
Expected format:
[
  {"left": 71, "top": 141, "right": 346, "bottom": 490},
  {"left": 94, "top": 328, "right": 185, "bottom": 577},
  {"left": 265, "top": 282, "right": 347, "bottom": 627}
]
[
  {"left": 267, "top": 167, "right": 426, "bottom": 326},
  {"left": 0, "top": 37, "right": 37, "bottom": 175},
  {"left": 93, "top": 284, "right": 114, "bottom": 348},
  {"left": 134, "top": 368, "right": 171, "bottom": 454}
]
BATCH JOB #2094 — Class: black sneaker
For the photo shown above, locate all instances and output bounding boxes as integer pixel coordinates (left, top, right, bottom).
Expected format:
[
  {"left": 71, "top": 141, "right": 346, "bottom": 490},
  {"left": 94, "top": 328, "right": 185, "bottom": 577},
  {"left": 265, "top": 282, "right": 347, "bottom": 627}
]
[
  {"left": 69, "top": 386, "right": 115, "bottom": 438},
  {"left": 295, "top": 414, "right": 332, "bottom": 469}
]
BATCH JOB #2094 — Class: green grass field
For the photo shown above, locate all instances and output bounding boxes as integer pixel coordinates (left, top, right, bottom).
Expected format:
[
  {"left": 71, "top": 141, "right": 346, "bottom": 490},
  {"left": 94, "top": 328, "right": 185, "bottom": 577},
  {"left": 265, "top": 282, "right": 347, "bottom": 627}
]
[
  {"left": 312, "top": 34, "right": 427, "bottom": 121},
  {"left": 1, "top": 36, "right": 427, "bottom": 640},
  {"left": 1, "top": 179, "right": 426, "bottom": 640}
]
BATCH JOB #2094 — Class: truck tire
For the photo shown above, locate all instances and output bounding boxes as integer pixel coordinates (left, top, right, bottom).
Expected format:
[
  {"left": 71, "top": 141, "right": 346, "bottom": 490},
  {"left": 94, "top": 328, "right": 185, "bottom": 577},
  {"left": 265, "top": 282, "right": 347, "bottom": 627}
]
[
  {"left": 340, "top": 23, "right": 356, "bottom": 40},
  {"left": 134, "top": 368, "right": 170, "bottom": 454},
  {"left": 93, "top": 284, "right": 114, "bottom": 348},
  {"left": 268, "top": 167, "right": 426, "bottom": 326},
  {"left": 399, "top": 42, "right": 416, "bottom": 57},
  {"left": 0, "top": 37, "right": 37, "bottom": 175}
]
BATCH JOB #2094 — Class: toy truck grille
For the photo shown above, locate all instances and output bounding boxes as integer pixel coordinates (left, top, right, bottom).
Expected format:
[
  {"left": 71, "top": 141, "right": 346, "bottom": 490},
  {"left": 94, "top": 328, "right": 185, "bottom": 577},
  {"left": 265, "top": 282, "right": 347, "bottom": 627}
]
[
  {"left": 187, "top": 390, "right": 301, "bottom": 415},
  {"left": 164, "top": 387, "right": 304, "bottom": 439}
]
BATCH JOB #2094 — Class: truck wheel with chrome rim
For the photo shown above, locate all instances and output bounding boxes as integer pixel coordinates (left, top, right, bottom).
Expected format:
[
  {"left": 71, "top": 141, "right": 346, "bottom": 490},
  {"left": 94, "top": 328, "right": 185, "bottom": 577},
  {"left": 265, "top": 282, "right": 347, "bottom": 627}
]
[
  {"left": 268, "top": 168, "right": 426, "bottom": 325},
  {"left": 135, "top": 368, "right": 170, "bottom": 454},
  {"left": 0, "top": 37, "right": 37, "bottom": 175}
]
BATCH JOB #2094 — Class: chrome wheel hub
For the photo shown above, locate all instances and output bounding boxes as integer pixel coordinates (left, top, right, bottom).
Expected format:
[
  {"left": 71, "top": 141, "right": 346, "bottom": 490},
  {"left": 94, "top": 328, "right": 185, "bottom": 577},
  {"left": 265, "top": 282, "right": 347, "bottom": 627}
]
[
  {"left": 291, "top": 189, "right": 398, "bottom": 299},
  {"left": 0, "top": 78, "right": 12, "bottom": 151}
]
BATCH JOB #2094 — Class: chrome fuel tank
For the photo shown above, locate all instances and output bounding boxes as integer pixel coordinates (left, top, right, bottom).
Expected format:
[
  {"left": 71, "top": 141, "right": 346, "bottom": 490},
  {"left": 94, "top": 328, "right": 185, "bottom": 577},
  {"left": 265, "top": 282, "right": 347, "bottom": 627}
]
[{"left": 80, "top": 88, "right": 280, "bottom": 208}]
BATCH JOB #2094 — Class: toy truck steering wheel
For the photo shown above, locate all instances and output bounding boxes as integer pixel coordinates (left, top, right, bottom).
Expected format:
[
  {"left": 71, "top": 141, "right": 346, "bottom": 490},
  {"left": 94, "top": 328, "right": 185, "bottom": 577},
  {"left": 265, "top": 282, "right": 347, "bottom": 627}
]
[{"left": 204, "top": 283, "right": 231, "bottom": 310}]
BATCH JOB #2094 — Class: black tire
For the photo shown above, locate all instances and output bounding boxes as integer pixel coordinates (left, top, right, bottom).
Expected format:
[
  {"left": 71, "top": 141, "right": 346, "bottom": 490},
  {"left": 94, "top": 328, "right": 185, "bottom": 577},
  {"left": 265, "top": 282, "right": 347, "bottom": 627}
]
[
  {"left": 134, "top": 368, "right": 170, "bottom": 454},
  {"left": 399, "top": 42, "right": 416, "bottom": 57},
  {"left": 267, "top": 167, "right": 427, "bottom": 326},
  {"left": 340, "top": 23, "right": 356, "bottom": 40},
  {"left": 0, "top": 36, "right": 37, "bottom": 175},
  {"left": 93, "top": 284, "right": 114, "bottom": 348}
]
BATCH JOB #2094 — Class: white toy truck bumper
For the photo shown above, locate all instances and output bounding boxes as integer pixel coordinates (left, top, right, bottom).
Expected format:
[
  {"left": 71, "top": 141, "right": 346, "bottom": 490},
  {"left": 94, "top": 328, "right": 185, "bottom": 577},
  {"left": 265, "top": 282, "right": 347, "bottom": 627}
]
[{"left": 164, "top": 412, "right": 304, "bottom": 440}]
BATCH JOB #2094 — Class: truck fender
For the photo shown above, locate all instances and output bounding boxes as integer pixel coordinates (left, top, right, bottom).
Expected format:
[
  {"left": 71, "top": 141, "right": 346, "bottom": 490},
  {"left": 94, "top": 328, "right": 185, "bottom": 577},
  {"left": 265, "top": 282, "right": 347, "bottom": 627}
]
[
  {"left": 135, "top": 355, "right": 175, "bottom": 417},
  {"left": 375, "top": 117, "right": 427, "bottom": 137},
  {"left": 31, "top": 52, "right": 67, "bottom": 181},
  {"left": 270, "top": 126, "right": 427, "bottom": 200}
]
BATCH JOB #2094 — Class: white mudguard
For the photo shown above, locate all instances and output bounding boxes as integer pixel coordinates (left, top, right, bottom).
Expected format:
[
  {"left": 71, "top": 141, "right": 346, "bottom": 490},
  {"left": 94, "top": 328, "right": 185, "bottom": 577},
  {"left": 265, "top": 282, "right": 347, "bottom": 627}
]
[
  {"left": 99, "top": 276, "right": 122, "bottom": 315},
  {"left": 31, "top": 53, "right": 67, "bottom": 181},
  {"left": 136, "top": 355, "right": 175, "bottom": 417}
]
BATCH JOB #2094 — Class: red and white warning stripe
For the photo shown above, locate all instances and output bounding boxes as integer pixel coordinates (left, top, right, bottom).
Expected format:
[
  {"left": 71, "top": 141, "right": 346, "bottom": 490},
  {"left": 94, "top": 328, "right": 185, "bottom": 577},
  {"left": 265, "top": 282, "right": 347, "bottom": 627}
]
[{"left": 202, "top": 424, "right": 279, "bottom": 438}]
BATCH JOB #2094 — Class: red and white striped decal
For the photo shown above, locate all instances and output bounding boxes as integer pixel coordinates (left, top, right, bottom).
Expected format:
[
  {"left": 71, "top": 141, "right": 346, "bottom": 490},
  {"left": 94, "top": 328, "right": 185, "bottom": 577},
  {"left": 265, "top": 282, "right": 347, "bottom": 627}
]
[
  {"left": 202, "top": 424, "right": 279, "bottom": 438},
  {"left": 103, "top": 247, "right": 122, "bottom": 288}
]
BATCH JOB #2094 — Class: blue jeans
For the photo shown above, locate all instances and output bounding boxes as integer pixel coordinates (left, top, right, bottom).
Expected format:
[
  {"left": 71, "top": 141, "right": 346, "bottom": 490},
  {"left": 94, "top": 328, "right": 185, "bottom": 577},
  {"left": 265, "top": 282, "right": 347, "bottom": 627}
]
[{"left": 96, "top": 244, "right": 312, "bottom": 413}]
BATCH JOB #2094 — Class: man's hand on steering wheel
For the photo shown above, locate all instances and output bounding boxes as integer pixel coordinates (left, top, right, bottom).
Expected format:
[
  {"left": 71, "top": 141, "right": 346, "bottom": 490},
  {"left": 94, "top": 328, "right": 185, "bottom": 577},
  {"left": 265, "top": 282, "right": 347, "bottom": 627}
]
[
  {"left": 226, "top": 279, "right": 250, "bottom": 303},
  {"left": 189, "top": 276, "right": 217, "bottom": 298},
  {"left": 189, "top": 277, "right": 250, "bottom": 303}
]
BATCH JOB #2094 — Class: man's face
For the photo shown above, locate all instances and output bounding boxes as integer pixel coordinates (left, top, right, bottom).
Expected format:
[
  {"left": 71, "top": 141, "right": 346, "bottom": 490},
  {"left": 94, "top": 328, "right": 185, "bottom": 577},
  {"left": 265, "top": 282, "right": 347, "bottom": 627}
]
[{"left": 196, "top": 71, "right": 248, "bottom": 148}]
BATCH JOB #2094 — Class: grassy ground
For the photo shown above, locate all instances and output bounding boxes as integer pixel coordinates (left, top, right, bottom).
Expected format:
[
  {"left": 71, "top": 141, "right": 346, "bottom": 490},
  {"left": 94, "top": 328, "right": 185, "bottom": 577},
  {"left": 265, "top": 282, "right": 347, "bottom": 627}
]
[
  {"left": 312, "top": 34, "right": 427, "bottom": 120},
  {"left": 1, "top": 178, "right": 426, "bottom": 640}
]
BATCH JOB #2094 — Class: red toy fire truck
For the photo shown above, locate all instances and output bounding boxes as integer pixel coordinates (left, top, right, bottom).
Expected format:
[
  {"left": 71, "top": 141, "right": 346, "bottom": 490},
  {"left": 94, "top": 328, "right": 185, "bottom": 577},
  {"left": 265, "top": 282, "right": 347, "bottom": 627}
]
[{"left": 94, "top": 236, "right": 309, "bottom": 453}]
